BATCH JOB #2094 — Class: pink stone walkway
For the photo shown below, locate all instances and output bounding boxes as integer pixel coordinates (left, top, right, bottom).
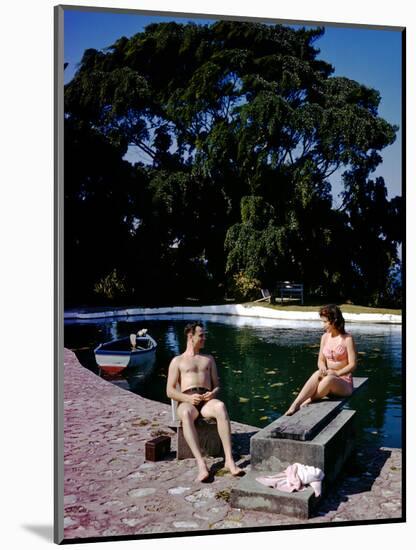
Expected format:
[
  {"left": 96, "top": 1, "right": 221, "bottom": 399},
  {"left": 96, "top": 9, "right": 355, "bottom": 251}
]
[{"left": 63, "top": 349, "right": 402, "bottom": 541}]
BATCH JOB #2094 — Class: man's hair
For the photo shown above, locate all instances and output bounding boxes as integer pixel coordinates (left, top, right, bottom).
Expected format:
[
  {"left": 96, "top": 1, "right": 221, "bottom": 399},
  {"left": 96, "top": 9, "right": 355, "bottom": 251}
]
[{"left": 184, "top": 321, "right": 204, "bottom": 337}]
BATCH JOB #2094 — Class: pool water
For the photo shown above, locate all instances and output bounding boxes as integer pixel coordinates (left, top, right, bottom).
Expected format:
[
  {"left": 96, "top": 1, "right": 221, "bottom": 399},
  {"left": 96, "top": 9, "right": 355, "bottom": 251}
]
[{"left": 64, "top": 314, "right": 402, "bottom": 449}]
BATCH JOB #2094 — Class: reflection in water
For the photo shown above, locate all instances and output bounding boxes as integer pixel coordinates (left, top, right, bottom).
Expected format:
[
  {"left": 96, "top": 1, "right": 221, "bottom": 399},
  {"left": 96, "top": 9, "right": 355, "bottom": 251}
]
[
  {"left": 164, "top": 326, "right": 181, "bottom": 356},
  {"left": 65, "top": 314, "right": 402, "bottom": 448}
]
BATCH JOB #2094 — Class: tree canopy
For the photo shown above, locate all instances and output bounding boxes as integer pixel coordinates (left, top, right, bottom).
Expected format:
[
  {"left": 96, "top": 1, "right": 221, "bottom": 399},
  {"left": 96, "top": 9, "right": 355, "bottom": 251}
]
[{"left": 64, "top": 21, "right": 402, "bottom": 307}]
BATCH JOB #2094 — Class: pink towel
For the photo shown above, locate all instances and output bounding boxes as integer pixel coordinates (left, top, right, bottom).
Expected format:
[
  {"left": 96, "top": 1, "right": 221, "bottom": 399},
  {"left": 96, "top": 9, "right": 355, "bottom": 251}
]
[{"left": 256, "top": 463, "right": 324, "bottom": 496}]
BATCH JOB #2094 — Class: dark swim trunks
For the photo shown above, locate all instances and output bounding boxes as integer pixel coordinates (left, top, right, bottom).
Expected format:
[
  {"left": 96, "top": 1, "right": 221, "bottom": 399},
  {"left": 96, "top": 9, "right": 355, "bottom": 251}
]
[{"left": 183, "top": 387, "right": 210, "bottom": 411}]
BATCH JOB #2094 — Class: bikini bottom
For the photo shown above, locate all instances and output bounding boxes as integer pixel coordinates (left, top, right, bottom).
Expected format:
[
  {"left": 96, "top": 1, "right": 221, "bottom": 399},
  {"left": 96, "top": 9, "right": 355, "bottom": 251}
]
[{"left": 339, "top": 374, "right": 353, "bottom": 386}]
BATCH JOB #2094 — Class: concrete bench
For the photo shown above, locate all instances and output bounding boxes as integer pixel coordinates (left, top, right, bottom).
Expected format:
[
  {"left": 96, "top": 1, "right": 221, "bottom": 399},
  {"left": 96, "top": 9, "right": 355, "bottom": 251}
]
[
  {"left": 231, "top": 377, "right": 368, "bottom": 518},
  {"left": 270, "top": 377, "right": 368, "bottom": 441},
  {"left": 250, "top": 377, "right": 368, "bottom": 474}
]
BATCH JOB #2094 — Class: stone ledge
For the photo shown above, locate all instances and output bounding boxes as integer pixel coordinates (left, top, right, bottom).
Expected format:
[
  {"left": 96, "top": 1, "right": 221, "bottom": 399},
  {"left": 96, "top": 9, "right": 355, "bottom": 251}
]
[
  {"left": 231, "top": 472, "right": 317, "bottom": 519},
  {"left": 270, "top": 377, "right": 368, "bottom": 441},
  {"left": 251, "top": 410, "right": 356, "bottom": 484}
]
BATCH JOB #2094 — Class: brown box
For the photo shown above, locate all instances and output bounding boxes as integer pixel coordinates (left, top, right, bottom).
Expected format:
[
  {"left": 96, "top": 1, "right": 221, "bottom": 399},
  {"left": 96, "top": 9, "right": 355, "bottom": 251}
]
[{"left": 145, "top": 435, "right": 171, "bottom": 461}]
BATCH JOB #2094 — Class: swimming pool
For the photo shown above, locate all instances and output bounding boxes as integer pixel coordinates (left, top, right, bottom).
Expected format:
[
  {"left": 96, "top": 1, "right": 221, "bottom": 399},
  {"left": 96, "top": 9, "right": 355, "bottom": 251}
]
[{"left": 64, "top": 313, "right": 402, "bottom": 448}]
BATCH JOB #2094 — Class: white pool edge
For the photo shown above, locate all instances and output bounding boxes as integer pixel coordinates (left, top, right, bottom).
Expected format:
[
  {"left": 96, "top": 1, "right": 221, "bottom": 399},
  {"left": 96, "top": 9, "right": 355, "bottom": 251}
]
[{"left": 64, "top": 304, "right": 402, "bottom": 325}]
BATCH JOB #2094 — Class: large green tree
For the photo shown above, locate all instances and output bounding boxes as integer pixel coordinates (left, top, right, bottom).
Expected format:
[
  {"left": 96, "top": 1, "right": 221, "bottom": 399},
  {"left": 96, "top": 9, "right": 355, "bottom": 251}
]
[{"left": 64, "top": 21, "right": 401, "bottom": 306}]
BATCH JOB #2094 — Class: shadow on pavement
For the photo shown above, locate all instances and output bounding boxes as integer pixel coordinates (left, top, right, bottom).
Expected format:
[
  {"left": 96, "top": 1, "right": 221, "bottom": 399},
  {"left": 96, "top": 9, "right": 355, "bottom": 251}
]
[
  {"left": 313, "top": 446, "right": 393, "bottom": 517},
  {"left": 232, "top": 431, "right": 259, "bottom": 456}
]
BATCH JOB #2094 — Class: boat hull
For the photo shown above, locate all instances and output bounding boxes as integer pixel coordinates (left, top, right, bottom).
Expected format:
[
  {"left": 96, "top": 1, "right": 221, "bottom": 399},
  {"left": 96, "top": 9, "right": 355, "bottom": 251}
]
[{"left": 94, "top": 336, "right": 157, "bottom": 375}]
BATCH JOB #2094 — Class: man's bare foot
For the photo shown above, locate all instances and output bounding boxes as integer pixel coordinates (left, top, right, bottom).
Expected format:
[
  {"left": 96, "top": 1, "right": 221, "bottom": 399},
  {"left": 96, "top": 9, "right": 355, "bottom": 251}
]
[
  {"left": 196, "top": 464, "right": 210, "bottom": 482},
  {"left": 300, "top": 398, "right": 312, "bottom": 408},
  {"left": 284, "top": 403, "right": 299, "bottom": 416},
  {"left": 224, "top": 462, "right": 245, "bottom": 477}
]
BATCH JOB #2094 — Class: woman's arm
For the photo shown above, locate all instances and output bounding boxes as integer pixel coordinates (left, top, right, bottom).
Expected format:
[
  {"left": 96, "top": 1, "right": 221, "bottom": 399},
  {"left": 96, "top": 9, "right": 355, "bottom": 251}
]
[{"left": 318, "top": 334, "right": 328, "bottom": 375}]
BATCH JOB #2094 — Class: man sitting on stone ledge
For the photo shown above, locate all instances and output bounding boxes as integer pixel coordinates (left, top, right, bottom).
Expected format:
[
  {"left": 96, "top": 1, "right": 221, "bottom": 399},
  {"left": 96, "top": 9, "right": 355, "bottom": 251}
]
[{"left": 166, "top": 321, "right": 244, "bottom": 482}]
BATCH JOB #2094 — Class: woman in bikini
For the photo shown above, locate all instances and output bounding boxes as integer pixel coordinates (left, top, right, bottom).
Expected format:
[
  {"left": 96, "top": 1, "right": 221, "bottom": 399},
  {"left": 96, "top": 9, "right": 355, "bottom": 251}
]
[{"left": 285, "top": 304, "right": 357, "bottom": 416}]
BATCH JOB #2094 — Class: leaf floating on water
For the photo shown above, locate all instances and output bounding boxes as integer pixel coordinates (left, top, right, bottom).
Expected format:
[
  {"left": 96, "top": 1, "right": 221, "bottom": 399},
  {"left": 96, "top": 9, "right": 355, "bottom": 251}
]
[
  {"left": 270, "top": 383, "right": 284, "bottom": 388},
  {"left": 238, "top": 397, "right": 250, "bottom": 403},
  {"left": 259, "top": 416, "right": 269, "bottom": 421},
  {"left": 265, "top": 370, "right": 277, "bottom": 375},
  {"left": 263, "top": 395, "right": 270, "bottom": 400},
  {"left": 233, "top": 370, "right": 243, "bottom": 374},
  {"left": 253, "top": 395, "right": 262, "bottom": 398},
  {"left": 292, "top": 392, "right": 298, "bottom": 396},
  {"left": 358, "top": 351, "right": 366, "bottom": 355},
  {"left": 372, "top": 348, "right": 381, "bottom": 352}
]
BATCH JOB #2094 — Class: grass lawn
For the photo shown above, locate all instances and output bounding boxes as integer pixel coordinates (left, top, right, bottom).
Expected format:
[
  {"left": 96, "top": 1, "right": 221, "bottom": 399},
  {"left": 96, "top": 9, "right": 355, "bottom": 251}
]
[{"left": 245, "top": 302, "right": 401, "bottom": 316}]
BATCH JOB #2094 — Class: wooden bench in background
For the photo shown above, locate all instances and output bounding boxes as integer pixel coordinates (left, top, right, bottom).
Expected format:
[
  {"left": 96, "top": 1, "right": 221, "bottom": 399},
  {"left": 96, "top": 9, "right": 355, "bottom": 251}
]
[
  {"left": 254, "top": 288, "right": 272, "bottom": 303},
  {"left": 276, "top": 281, "right": 304, "bottom": 305}
]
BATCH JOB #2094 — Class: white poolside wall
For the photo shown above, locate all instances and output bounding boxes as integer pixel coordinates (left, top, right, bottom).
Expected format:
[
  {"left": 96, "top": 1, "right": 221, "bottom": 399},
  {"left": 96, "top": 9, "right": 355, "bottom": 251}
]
[{"left": 64, "top": 304, "right": 401, "bottom": 324}]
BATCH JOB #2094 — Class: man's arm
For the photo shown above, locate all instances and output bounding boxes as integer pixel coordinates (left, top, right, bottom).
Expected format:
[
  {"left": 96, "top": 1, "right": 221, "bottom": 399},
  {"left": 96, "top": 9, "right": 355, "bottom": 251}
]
[
  {"left": 202, "top": 356, "right": 221, "bottom": 401},
  {"left": 166, "top": 357, "right": 194, "bottom": 404}
]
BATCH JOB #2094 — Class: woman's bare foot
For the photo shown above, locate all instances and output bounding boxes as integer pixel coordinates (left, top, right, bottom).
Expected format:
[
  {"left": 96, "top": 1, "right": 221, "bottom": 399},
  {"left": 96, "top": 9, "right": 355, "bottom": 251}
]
[
  {"left": 300, "top": 398, "right": 312, "bottom": 409},
  {"left": 284, "top": 403, "right": 300, "bottom": 416},
  {"left": 224, "top": 462, "right": 245, "bottom": 477}
]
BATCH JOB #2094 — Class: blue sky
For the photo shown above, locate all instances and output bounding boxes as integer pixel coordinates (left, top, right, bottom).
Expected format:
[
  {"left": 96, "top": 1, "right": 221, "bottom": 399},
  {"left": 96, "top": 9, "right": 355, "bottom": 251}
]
[{"left": 64, "top": 8, "right": 403, "bottom": 203}]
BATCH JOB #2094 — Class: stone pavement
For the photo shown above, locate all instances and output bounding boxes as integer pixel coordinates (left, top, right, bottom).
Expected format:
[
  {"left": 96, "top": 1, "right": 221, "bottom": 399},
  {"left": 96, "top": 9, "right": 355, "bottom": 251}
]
[{"left": 62, "top": 349, "right": 402, "bottom": 541}]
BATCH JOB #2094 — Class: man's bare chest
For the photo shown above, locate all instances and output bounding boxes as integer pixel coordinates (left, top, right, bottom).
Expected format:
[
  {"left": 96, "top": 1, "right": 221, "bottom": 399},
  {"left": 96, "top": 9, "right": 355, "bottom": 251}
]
[{"left": 179, "top": 356, "right": 211, "bottom": 376}]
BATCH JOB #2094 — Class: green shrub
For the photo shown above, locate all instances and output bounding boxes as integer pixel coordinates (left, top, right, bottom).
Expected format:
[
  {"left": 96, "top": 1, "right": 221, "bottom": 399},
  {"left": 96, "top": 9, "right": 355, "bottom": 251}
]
[
  {"left": 93, "top": 268, "right": 128, "bottom": 301},
  {"left": 231, "top": 271, "right": 261, "bottom": 301}
]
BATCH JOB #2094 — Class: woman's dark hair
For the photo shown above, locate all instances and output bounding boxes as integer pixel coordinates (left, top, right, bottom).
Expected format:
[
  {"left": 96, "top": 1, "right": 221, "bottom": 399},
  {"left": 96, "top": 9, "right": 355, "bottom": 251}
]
[
  {"left": 184, "top": 321, "right": 204, "bottom": 337},
  {"left": 319, "top": 304, "right": 346, "bottom": 334}
]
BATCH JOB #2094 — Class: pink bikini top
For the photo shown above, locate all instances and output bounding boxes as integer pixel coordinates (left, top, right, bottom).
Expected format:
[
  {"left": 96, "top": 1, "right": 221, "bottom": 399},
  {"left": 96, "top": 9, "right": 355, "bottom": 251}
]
[{"left": 323, "top": 343, "right": 348, "bottom": 362}]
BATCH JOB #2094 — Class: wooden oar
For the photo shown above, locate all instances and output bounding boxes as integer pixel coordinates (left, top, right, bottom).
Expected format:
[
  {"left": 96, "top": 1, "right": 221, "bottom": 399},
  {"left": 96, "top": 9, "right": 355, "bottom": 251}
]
[{"left": 129, "top": 333, "right": 137, "bottom": 349}]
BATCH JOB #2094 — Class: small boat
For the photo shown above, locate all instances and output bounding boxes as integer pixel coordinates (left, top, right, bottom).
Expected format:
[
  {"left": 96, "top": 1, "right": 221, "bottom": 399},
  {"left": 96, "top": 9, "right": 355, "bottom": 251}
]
[{"left": 94, "top": 329, "right": 157, "bottom": 375}]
